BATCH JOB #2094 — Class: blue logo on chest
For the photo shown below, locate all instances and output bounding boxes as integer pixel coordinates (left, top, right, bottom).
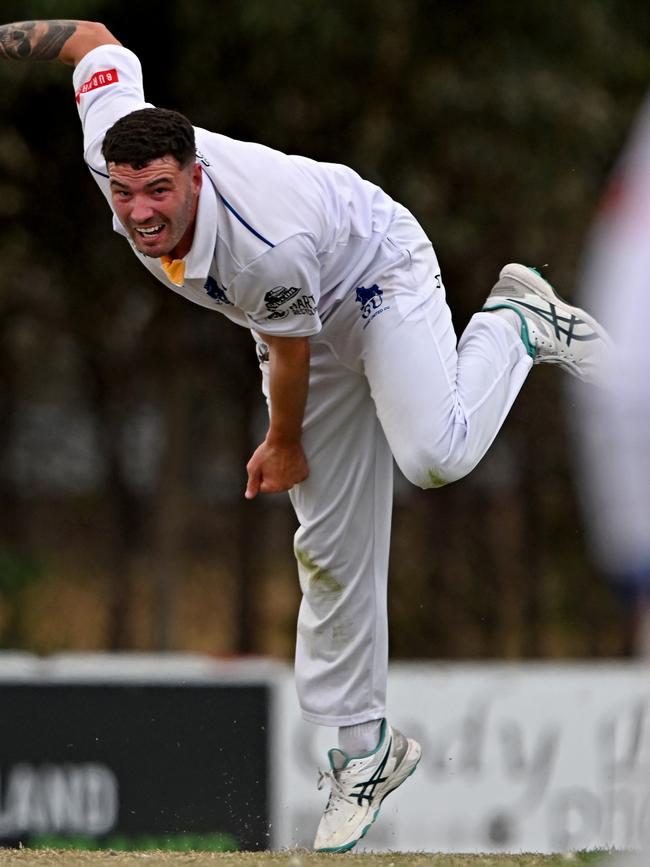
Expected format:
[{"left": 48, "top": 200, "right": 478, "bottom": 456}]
[
  {"left": 204, "top": 276, "right": 232, "bottom": 305},
  {"left": 355, "top": 284, "right": 384, "bottom": 319}
]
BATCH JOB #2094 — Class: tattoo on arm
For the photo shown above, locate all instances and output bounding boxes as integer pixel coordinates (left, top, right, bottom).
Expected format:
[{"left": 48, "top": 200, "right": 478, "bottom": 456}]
[{"left": 0, "top": 20, "right": 77, "bottom": 61}]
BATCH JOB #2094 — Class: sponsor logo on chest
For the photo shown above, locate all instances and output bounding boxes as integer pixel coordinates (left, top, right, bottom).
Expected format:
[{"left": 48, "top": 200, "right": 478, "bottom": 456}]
[
  {"left": 204, "top": 276, "right": 232, "bottom": 305},
  {"left": 355, "top": 283, "right": 390, "bottom": 328}
]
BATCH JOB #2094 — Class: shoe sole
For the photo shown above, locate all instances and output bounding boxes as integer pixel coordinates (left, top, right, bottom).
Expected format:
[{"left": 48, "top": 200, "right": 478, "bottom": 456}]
[
  {"left": 315, "top": 738, "right": 422, "bottom": 853},
  {"left": 496, "top": 263, "right": 612, "bottom": 350}
]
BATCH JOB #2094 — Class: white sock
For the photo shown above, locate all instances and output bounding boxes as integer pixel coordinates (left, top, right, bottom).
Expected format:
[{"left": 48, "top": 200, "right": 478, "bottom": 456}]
[
  {"left": 490, "top": 307, "right": 521, "bottom": 335},
  {"left": 338, "top": 719, "right": 383, "bottom": 756}
]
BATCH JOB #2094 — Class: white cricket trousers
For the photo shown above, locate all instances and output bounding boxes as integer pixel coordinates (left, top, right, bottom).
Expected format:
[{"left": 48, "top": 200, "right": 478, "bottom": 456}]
[{"left": 257, "top": 205, "right": 532, "bottom": 727}]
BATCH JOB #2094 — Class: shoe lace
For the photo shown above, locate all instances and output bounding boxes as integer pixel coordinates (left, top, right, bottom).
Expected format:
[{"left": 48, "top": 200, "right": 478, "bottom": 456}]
[
  {"left": 316, "top": 768, "right": 346, "bottom": 815},
  {"left": 317, "top": 768, "right": 334, "bottom": 791}
]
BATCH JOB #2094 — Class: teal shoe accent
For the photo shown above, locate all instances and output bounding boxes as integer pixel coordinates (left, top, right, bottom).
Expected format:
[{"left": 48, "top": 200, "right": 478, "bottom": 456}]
[
  {"left": 483, "top": 303, "right": 537, "bottom": 360},
  {"left": 328, "top": 718, "right": 387, "bottom": 768},
  {"left": 318, "top": 839, "right": 362, "bottom": 853}
]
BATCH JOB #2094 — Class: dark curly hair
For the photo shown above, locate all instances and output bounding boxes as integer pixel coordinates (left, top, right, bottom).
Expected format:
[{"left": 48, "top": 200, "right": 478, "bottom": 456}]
[{"left": 102, "top": 107, "right": 196, "bottom": 169}]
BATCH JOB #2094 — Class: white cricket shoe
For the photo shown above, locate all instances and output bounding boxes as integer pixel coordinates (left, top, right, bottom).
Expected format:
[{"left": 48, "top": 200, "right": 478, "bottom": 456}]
[
  {"left": 313, "top": 720, "right": 421, "bottom": 852},
  {"left": 483, "top": 263, "right": 611, "bottom": 386}
]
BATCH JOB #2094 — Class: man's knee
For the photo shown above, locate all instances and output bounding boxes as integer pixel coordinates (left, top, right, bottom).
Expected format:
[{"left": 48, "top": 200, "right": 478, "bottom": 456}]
[{"left": 396, "top": 447, "right": 479, "bottom": 489}]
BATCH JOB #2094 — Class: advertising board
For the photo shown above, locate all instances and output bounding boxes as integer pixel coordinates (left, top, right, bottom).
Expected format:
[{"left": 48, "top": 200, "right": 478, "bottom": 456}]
[
  {"left": 0, "top": 657, "right": 275, "bottom": 850},
  {"left": 272, "top": 663, "right": 650, "bottom": 853}
]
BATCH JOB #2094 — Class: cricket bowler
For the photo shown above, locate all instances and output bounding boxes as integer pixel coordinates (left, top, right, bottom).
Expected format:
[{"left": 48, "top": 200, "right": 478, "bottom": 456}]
[{"left": 0, "top": 19, "right": 610, "bottom": 852}]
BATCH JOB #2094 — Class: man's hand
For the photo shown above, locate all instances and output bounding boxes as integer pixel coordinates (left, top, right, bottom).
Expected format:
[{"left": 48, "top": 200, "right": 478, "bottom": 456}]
[
  {"left": 245, "top": 438, "right": 309, "bottom": 499},
  {"left": 244, "top": 332, "right": 311, "bottom": 500},
  {"left": 0, "top": 20, "right": 120, "bottom": 66}
]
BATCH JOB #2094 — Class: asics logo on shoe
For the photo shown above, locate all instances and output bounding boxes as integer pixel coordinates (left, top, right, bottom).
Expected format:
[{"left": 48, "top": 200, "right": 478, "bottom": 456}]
[
  {"left": 351, "top": 738, "right": 391, "bottom": 806},
  {"left": 511, "top": 299, "right": 600, "bottom": 346}
]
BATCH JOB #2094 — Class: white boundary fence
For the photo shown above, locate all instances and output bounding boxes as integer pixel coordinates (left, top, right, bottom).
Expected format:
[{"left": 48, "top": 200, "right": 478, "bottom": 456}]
[
  {"left": 1, "top": 654, "right": 649, "bottom": 853},
  {"left": 273, "top": 661, "right": 650, "bottom": 852}
]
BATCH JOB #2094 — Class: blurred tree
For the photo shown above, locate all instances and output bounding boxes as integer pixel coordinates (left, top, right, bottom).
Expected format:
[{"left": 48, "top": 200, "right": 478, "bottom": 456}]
[{"left": 0, "top": 546, "right": 42, "bottom": 648}]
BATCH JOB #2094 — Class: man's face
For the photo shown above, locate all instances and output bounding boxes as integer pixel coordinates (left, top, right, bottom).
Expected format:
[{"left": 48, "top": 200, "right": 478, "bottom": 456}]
[{"left": 108, "top": 155, "right": 202, "bottom": 259}]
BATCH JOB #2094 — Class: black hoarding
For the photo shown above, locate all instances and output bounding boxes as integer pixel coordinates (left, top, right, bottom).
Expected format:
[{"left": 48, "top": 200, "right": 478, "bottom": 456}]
[{"left": 0, "top": 683, "right": 270, "bottom": 850}]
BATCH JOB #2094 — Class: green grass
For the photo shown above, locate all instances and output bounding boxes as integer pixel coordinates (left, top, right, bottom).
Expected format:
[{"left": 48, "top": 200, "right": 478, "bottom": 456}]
[{"left": 0, "top": 848, "right": 614, "bottom": 867}]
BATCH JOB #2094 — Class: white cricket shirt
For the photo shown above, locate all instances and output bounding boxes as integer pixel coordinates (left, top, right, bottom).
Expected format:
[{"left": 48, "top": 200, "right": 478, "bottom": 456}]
[{"left": 73, "top": 45, "right": 398, "bottom": 337}]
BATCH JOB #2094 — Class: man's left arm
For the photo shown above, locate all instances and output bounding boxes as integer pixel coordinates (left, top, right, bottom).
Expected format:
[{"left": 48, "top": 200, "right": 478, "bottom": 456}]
[{"left": 245, "top": 334, "right": 310, "bottom": 499}]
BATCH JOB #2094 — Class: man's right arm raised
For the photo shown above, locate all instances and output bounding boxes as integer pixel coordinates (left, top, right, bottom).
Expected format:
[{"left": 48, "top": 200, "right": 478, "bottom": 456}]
[{"left": 0, "top": 20, "right": 120, "bottom": 66}]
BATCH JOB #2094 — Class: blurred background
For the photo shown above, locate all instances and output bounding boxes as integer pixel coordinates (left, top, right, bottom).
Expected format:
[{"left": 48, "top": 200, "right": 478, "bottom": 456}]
[{"left": 0, "top": 0, "right": 647, "bottom": 660}]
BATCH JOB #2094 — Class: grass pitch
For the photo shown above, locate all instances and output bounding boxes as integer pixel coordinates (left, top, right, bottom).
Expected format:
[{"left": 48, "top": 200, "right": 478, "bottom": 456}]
[{"left": 0, "top": 849, "right": 611, "bottom": 866}]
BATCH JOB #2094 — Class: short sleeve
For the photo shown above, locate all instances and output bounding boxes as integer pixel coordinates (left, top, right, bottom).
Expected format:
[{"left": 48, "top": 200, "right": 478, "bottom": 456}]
[
  {"left": 73, "top": 45, "right": 152, "bottom": 179},
  {"left": 230, "top": 234, "right": 323, "bottom": 337}
]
